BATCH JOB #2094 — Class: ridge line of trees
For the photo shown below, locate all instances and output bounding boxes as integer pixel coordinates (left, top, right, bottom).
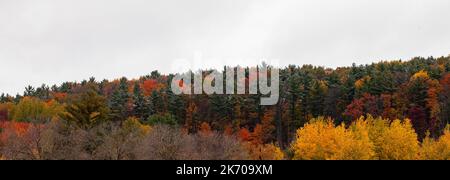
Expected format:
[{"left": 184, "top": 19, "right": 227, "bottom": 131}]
[{"left": 0, "top": 55, "right": 449, "bottom": 160}]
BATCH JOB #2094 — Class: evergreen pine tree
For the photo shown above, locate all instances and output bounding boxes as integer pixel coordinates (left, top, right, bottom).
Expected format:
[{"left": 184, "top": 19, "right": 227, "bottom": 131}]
[
  {"left": 151, "top": 90, "right": 165, "bottom": 114},
  {"left": 307, "top": 80, "right": 327, "bottom": 117},
  {"left": 132, "top": 81, "right": 152, "bottom": 120},
  {"left": 24, "top": 85, "right": 35, "bottom": 97},
  {"left": 109, "top": 77, "right": 131, "bottom": 121},
  {"left": 167, "top": 88, "right": 184, "bottom": 124},
  {"left": 61, "top": 89, "right": 110, "bottom": 129},
  {"left": 0, "top": 93, "right": 6, "bottom": 103}
]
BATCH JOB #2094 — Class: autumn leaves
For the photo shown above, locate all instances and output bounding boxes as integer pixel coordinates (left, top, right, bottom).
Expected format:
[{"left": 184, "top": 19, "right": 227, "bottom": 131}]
[{"left": 291, "top": 116, "right": 450, "bottom": 160}]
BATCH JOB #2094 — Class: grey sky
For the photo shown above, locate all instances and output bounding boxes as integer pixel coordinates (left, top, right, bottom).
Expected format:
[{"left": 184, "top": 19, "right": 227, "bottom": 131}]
[{"left": 1, "top": 0, "right": 450, "bottom": 95}]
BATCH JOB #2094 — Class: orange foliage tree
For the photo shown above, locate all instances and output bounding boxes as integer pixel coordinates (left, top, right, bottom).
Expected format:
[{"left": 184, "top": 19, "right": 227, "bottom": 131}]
[
  {"left": 142, "top": 79, "right": 164, "bottom": 96},
  {"left": 238, "top": 128, "right": 251, "bottom": 142},
  {"left": 251, "top": 109, "right": 276, "bottom": 145},
  {"left": 199, "top": 122, "right": 213, "bottom": 136}
]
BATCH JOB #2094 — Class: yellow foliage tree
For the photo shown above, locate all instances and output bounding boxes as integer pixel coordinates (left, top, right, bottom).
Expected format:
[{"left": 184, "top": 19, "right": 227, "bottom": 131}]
[
  {"left": 290, "top": 116, "right": 428, "bottom": 160},
  {"left": 355, "top": 79, "right": 365, "bottom": 90},
  {"left": 10, "top": 97, "right": 64, "bottom": 122},
  {"left": 355, "top": 76, "right": 371, "bottom": 90},
  {"left": 246, "top": 143, "right": 285, "bottom": 160},
  {"left": 123, "top": 117, "right": 151, "bottom": 136},
  {"left": 347, "top": 118, "right": 376, "bottom": 160},
  {"left": 419, "top": 127, "right": 450, "bottom": 160},
  {"left": 291, "top": 117, "right": 374, "bottom": 160},
  {"left": 411, "top": 70, "right": 430, "bottom": 80},
  {"left": 370, "top": 119, "right": 419, "bottom": 160}
]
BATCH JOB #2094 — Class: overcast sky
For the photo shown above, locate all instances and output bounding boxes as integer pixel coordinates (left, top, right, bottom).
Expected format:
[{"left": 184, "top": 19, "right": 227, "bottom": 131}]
[{"left": 1, "top": 0, "right": 450, "bottom": 95}]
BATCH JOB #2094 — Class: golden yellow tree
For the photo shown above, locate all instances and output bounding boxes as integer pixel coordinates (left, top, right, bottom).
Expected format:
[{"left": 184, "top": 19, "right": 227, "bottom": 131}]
[
  {"left": 123, "top": 117, "right": 151, "bottom": 136},
  {"left": 291, "top": 117, "right": 374, "bottom": 160},
  {"left": 246, "top": 143, "right": 285, "bottom": 160},
  {"left": 372, "top": 119, "right": 419, "bottom": 160},
  {"left": 346, "top": 118, "right": 375, "bottom": 160},
  {"left": 419, "top": 127, "right": 450, "bottom": 160}
]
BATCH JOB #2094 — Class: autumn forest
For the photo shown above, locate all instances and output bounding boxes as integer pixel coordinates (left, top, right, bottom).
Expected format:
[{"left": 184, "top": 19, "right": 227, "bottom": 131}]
[{"left": 1, "top": 55, "right": 450, "bottom": 160}]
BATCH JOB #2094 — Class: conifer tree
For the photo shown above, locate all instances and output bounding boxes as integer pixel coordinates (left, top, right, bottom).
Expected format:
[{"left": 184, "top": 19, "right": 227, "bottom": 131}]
[
  {"left": 132, "top": 81, "right": 152, "bottom": 120},
  {"left": 151, "top": 90, "right": 165, "bottom": 114},
  {"left": 167, "top": 88, "right": 184, "bottom": 124},
  {"left": 61, "top": 90, "right": 110, "bottom": 129},
  {"left": 109, "top": 77, "right": 131, "bottom": 121}
]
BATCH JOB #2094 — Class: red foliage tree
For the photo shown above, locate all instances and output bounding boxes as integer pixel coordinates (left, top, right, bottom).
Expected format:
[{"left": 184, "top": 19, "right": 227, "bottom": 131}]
[
  {"left": 0, "top": 121, "right": 31, "bottom": 144},
  {"left": 381, "top": 94, "right": 397, "bottom": 120},
  {"left": 344, "top": 99, "right": 364, "bottom": 120},
  {"left": 344, "top": 93, "right": 392, "bottom": 121},
  {"left": 0, "top": 109, "right": 7, "bottom": 121},
  {"left": 408, "top": 106, "right": 427, "bottom": 141}
]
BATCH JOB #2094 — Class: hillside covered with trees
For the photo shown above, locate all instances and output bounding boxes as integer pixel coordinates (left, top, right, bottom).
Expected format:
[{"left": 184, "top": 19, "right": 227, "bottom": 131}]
[{"left": 1, "top": 55, "right": 450, "bottom": 160}]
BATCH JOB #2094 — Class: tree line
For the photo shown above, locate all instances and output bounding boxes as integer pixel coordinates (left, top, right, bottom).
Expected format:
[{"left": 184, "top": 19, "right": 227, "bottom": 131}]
[{"left": 0, "top": 55, "right": 450, "bottom": 160}]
